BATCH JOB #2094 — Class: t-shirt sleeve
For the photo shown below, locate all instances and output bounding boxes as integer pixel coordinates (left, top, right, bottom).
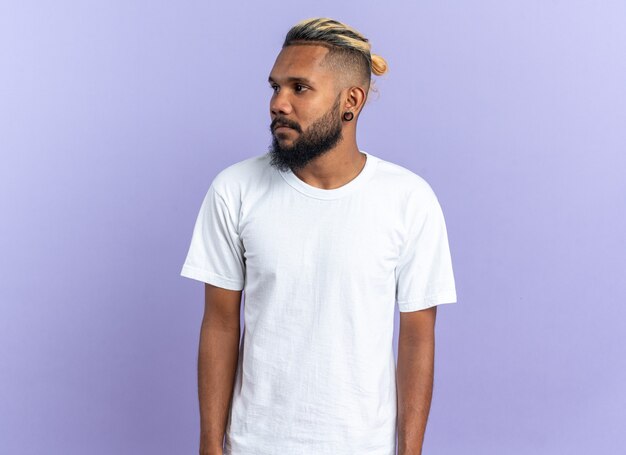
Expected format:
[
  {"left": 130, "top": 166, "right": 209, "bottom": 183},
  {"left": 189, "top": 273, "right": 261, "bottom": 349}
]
[
  {"left": 395, "top": 189, "right": 457, "bottom": 312},
  {"left": 180, "top": 184, "right": 246, "bottom": 291}
]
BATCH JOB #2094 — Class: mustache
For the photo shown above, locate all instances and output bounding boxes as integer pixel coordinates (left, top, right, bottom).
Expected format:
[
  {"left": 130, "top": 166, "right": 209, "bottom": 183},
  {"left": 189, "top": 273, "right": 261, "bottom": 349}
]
[{"left": 270, "top": 119, "right": 301, "bottom": 132}]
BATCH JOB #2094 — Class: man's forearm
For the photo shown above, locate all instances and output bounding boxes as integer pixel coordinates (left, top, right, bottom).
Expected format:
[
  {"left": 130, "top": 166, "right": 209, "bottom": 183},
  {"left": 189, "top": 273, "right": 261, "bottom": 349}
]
[
  {"left": 396, "top": 337, "right": 435, "bottom": 455},
  {"left": 198, "top": 321, "right": 241, "bottom": 455}
]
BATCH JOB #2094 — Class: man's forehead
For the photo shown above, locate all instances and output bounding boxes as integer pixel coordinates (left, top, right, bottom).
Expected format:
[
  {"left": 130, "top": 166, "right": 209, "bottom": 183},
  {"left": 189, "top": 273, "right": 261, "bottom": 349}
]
[{"left": 268, "top": 44, "right": 332, "bottom": 84}]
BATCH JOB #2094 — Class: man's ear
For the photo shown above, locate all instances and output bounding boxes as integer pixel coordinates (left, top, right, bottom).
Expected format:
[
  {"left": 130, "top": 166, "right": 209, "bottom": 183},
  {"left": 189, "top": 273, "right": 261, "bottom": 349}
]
[{"left": 344, "top": 85, "right": 367, "bottom": 116}]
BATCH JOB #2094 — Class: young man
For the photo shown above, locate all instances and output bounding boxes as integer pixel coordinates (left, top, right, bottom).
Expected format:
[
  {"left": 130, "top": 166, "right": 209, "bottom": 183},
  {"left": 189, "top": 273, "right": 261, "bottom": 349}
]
[{"left": 181, "top": 17, "right": 458, "bottom": 455}]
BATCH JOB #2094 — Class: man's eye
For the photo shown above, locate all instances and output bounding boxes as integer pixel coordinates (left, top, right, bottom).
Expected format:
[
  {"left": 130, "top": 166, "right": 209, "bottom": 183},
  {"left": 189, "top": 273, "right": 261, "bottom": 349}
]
[{"left": 269, "top": 84, "right": 306, "bottom": 93}]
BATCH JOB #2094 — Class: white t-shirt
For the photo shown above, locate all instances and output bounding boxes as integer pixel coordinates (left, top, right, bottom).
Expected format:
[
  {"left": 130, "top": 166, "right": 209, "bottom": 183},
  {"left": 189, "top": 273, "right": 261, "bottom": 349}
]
[{"left": 180, "top": 150, "right": 457, "bottom": 455}]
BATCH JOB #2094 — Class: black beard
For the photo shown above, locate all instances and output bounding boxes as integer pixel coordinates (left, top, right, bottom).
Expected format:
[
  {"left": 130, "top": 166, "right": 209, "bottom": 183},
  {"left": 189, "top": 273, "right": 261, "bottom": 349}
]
[{"left": 267, "top": 95, "right": 344, "bottom": 173}]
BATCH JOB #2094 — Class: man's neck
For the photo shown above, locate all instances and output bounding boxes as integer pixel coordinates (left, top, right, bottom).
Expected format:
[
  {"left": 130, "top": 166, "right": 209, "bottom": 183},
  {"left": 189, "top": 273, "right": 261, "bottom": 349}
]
[{"left": 292, "top": 142, "right": 366, "bottom": 190}]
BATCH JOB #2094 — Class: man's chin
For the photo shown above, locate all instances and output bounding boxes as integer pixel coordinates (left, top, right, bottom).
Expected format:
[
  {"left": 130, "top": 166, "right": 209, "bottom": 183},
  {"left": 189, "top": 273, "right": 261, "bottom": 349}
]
[
  {"left": 270, "top": 138, "right": 296, "bottom": 154},
  {"left": 273, "top": 134, "right": 296, "bottom": 145}
]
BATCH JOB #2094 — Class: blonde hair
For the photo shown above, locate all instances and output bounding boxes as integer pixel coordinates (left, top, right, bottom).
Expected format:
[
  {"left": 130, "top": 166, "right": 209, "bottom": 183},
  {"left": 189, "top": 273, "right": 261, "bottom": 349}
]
[{"left": 282, "top": 17, "right": 388, "bottom": 95}]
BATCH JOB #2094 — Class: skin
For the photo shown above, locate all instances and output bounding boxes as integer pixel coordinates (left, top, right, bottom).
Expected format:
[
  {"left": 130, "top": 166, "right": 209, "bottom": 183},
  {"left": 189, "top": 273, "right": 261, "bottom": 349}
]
[
  {"left": 267, "top": 43, "right": 368, "bottom": 188},
  {"left": 267, "top": 91, "right": 345, "bottom": 174},
  {"left": 397, "top": 305, "right": 437, "bottom": 455},
  {"left": 198, "top": 284, "right": 242, "bottom": 455},
  {"left": 198, "top": 43, "right": 438, "bottom": 455}
]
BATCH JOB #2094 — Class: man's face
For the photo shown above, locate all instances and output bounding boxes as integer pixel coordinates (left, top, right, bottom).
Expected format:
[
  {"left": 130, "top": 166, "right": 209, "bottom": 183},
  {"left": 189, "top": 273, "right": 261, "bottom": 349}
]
[{"left": 267, "top": 44, "right": 344, "bottom": 172}]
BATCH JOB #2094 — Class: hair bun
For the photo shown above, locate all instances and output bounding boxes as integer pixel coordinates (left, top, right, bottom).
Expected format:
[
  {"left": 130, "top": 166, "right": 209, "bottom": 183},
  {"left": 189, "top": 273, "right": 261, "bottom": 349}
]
[{"left": 371, "top": 54, "right": 388, "bottom": 76}]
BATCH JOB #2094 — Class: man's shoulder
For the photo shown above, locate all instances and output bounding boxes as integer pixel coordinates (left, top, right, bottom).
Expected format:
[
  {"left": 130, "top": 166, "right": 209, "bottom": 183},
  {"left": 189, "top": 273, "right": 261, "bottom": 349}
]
[
  {"left": 372, "top": 154, "right": 438, "bottom": 201},
  {"left": 211, "top": 152, "right": 273, "bottom": 197}
]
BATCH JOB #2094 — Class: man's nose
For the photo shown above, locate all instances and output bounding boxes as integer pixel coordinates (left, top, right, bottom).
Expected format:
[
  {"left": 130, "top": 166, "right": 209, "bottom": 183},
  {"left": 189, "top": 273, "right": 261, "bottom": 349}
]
[{"left": 270, "top": 91, "right": 293, "bottom": 116}]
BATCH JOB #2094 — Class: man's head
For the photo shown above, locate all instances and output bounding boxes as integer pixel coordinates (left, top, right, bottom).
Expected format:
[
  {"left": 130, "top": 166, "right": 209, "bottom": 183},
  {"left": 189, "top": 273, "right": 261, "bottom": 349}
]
[{"left": 267, "top": 18, "right": 388, "bottom": 172}]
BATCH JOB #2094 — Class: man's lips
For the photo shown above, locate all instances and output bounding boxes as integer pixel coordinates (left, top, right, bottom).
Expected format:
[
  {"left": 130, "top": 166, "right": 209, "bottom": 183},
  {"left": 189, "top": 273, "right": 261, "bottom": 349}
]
[{"left": 274, "top": 125, "right": 294, "bottom": 132}]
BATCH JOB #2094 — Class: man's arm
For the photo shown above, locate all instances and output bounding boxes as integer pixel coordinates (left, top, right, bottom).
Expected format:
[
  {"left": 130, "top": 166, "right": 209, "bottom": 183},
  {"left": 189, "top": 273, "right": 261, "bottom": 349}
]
[
  {"left": 198, "top": 283, "right": 243, "bottom": 455},
  {"left": 397, "top": 305, "right": 437, "bottom": 455}
]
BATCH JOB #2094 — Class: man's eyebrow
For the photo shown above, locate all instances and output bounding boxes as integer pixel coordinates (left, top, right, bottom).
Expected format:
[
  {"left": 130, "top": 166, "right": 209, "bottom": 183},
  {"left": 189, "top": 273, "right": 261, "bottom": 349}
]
[{"left": 268, "top": 76, "right": 314, "bottom": 85}]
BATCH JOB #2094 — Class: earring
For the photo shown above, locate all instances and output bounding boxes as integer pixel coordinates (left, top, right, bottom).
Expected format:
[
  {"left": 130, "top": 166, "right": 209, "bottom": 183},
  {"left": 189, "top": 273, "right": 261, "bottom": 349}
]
[{"left": 342, "top": 111, "right": 354, "bottom": 121}]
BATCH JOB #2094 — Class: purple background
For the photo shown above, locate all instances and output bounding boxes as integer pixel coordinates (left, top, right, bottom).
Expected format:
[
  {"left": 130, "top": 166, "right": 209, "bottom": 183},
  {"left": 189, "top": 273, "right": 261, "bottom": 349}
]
[{"left": 1, "top": 1, "right": 625, "bottom": 454}]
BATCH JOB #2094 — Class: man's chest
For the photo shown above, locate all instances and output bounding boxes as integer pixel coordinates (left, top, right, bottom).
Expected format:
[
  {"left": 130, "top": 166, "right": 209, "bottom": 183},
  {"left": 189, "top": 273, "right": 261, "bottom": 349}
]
[{"left": 238, "top": 193, "right": 404, "bottom": 288}]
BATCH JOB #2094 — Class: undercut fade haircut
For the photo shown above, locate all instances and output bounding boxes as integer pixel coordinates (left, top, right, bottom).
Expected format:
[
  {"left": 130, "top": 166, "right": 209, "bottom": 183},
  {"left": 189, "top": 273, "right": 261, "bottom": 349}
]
[{"left": 282, "top": 17, "right": 388, "bottom": 95}]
